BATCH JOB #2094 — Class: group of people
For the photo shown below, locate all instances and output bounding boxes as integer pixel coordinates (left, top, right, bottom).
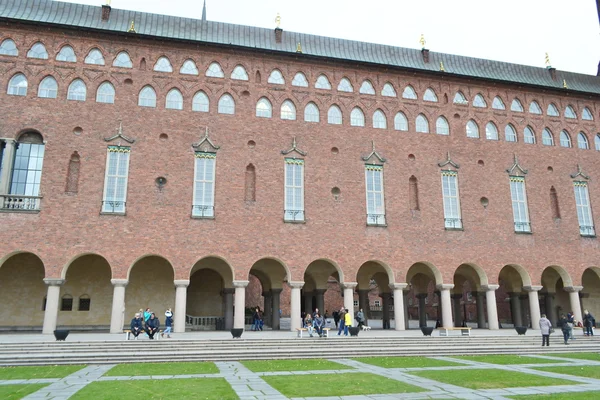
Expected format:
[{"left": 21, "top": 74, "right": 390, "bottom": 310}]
[
  {"left": 251, "top": 307, "right": 264, "bottom": 331},
  {"left": 303, "top": 308, "right": 327, "bottom": 337},
  {"left": 130, "top": 307, "right": 174, "bottom": 340},
  {"left": 539, "top": 309, "right": 595, "bottom": 346}
]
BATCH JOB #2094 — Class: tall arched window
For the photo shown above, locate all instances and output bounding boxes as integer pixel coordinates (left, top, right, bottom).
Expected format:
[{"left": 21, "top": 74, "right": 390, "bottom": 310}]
[
  {"left": 416, "top": 114, "right": 429, "bottom": 133},
  {"left": 595, "top": 134, "right": 600, "bottom": 151},
  {"left": 292, "top": 72, "right": 308, "bottom": 87},
  {"left": 138, "top": 86, "right": 156, "bottom": 107},
  {"left": 315, "top": 74, "right": 331, "bottom": 89},
  {"left": 245, "top": 164, "right": 256, "bottom": 202},
  {"left": 56, "top": 45, "right": 76, "bottom": 62},
  {"left": 350, "top": 107, "right": 365, "bottom": 127},
  {"left": 27, "top": 42, "right": 48, "bottom": 59},
  {"left": 359, "top": 80, "right": 375, "bottom": 95},
  {"left": 577, "top": 132, "right": 589, "bottom": 149},
  {"left": 372, "top": 110, "right": 387, "bottom": 129},
  {"left": 550, "top": 186, "right": 561, "bottom": 220},
  {"left": 231, "top": 65, "right": 249, "bottom": 80},
  {"left": 505, "top": 124, "right": 517, "bottom": 142},
  {"left": 565, "top": 105, "right": 577, "bottom": 119},
  {"left": 453, "top": 91, "right": 467, "bottom": 105},
  {"left": 96, "top": 82, "right": 115, "bottom": 104},
  {"left": 542, "top": 128, "right": 554, "bottom": 146},
  {"left": 112, "top": 51, "right": 132, "bottom": 68},
  {"left": 327, "top": 105, "right": 342, "bottom": 124},
  {"left": 67, "top": 79, "right": 86, "bottom": 101},
  {"left": 582, "top": 107, "right": 594, "bottom": 121},
  {"left": 154, "top": 56, "right": 173, "bottom": 72},
  {"left": 38, "top": 76, "right": 58, "bottom": 98},
  {"left": 559, "top": 130, "right": 571, "bottom": 148},
  {"left": 402, "top": 85, "right": 417, "bottom": 99},
  {"left": 423, "top": 88, "right": 438, "bottom": 102},
  {"left": 280, "top": 100, "right": 296, "bottom": 120},
  {"left": 485, "top": 122, "right": 498, "bottom": 140},
  {"left": 218, "top": 93, "right": 235, "bottom": 114},
  {"left": 394, "top": 112, "right": 408, "bottom": 131},
  {"left": 180, "top": 59, "right": 199, "bottom": 75},
  {"left": 337, "top": 77, "right": 353, "bottom": 92},
  {"left": 192, "top": 91, "right": 209, "bottom": 112},
  {"left": 256, "top": 97, "right": 272, "bottom": 118},
  {"left": 529, "top": 101, "right": 542, "bottom": 114},
  {"left": 84, "top": 48, "right": 105, "bottom": 65},
  {"left": 523, "top": 126, "right": 535, "bottom": 144},
  {"left": 0, "top": 38, "right": 18, "bottom": 56},
  {"left": 409, "top": 176, "right": 420, "bottom": 211},
  {"left": 436, "top": 116, "right": 449, "bottom": 135},
  {"left": 492, "top": 96, "right": 505, "bottom": 110},
  {"left": 473, "top": 94, "right": 487, "bottom": 108},
  {"left": 10, "top": 131, "right": 45, "bottom": 198},
  {"left": 165, "top": 88, "right": 183, "bottom": 110},
  {"left": 304, "top": 102, "right": 319, "bottom": 122},
  {"left": 206, "top": 62, "right": 224, "bottom": 78},
  {"left": 267, "top": 69, "right": 285, "bottom": 84},
  {"left": 381, "top": 83, "right": 396, "bottom": 97},
  {"left": 66, "top": 152, "right": 80, "bottom": 193},
  {"left": 466, "top": 120, "right": 479, "bottom": 138},
  {"left": 7, "top": 73, "right": 27, "bottom": 96},
  {"left": 547, "top": 103, "right": 559, "bottom": 116},
  {"left": 510, "top": 98, "right": 524, "bottom": 112}
]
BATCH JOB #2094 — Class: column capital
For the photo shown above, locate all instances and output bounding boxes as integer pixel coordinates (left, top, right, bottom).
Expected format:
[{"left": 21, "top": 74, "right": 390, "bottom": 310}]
[
  {"left": 523, "top": 285, "right": 543, "bottom": 292},
  {"left": 174, "top": 279, "right": 190, "bottom": 288},
  {"left": 43, "top": 278, "right": 65, "bottom": 286},
  {"left": 232, "top": 280, "right": 249, "bottom": 288},
  {"left": 313, "top": 288, "right": 327, "bottom": 294},
  {"left": 436, "top": 284, "right": 454, "bottom": 291},
  {"left": 341, "top": 282, "right": 358, "bottom": 289},
  {"left": 564, "top": 286, "right": 584, "bottom": 293},
  {"left": 0, "top": 138, "right": 16, "bottom": 144},
  {"left": 111, "top": 279, "right": 128, "bottom": 287},
  {"left": 389, "top": 283, "right": 408, "bottom": 291},
  {"left": 287, "top": 281, "right": 304, "bottom": 289},
  {"left": 415, "top": 293, "right": 428, "bottom": 299},
  {"left": 482, "top": 284, "right": 500, "bottom": 291}
]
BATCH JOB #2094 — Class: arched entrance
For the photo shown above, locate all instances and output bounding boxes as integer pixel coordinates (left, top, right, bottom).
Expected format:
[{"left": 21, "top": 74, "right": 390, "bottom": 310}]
[
  {"left": 356, "top": 261, "right": 393, "bottom": 329},
  {"left": 406, "top": 262, "right": 443, "bottom": 328},
  {"left": 498, "top": 264, "right": 531, "bottom": 328},
  {"left": 303, "top": 259, "right": 344, "bottom": 320},
  {"left": 541, "top": 265, "right": 574, "bottom": 326},
  {"left": 453, "top": 263, "right": 489, "bottom": 328},
  {"left": 581, "top": 267, "right": 600, "bottom": 319},
  {"left": 247, "top": 258, "right": 288, "bottom": 330}
]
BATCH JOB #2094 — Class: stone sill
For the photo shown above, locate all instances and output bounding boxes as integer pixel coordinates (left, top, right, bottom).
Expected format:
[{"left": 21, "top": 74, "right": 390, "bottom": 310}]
[
  {"left": 100, "top": 212, "right": 126, "bottom": 216},
  {"left": 580, "top": 235, "right": 597, "bottom": 239},
  {"left": 515, "top": 231, "right": 533, "bottom": 235},
  {"left": 367, "top": 223, "right": 387, "bottom": 228},
  {"left": 284, "top": 219, "right": 306, "bottom": 224},
  {"left": 445, "top": 227, "right": 464, "bottom": 231},
  {"left": 191, "top": 216, "right": 215, "bottom": 220},
  {"left": 0, "top": 209, "right": 40, "bottom": 214}
]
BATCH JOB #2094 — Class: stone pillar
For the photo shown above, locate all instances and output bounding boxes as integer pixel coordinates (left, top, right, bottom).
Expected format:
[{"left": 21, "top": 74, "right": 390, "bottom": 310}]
[
  {"left": 358, "top": 289, "right": 370, "bottom": 319},
  {"left": 524, "top": 286, "right": 542, "bottom": 330},
  {"left": 223, "top": 288, "right": 234, "bottom": 330},
  {"left": 42, "top": 278, "right": 65, "bottom": 334},
  {"left": 288, "top": 281, "right": 304, "bottom": 332},
  {"left": 0, "top": 139, "right": 15, "bottom": 194},
  {"left": 482, "top": 284, "right": 499, "bottom": 329},
  {"left": 342, "top": 282, "right": 357, "bottom": 323},
  {"left": 416, "top": 293, "right": 427, "bottom": 327},
  {"left": 390, "top": 283, "right": 407, "bottom": 330},
  {"left": 520, "top": 294, "right": 530, "bottom": 327},
  {"left": 545, "top": 293, "right": 556, "bottom": 326},
  {"left": 403, "top": 289, "right": 409, "bottom": 328},
  {"left": 174, "top": 280, "right": 189, "bottom": 333},
  {"left": 451, "top": 293, "right": 463, "bottom": 327},
  {"left": 109, "top": 279, "right": 128, "bottom": 333},
  {"left": 303, "top": 291, "right": 313, "bottom": 314},
  {"left": 565, "top": 286, "right": 584, "bottom": 323},
  {"left": 262, "top": 291, "right": 272, "bottom": 325},
  {"left": 509, "top": 292, "right": 523, "bottom": 327},
  {"left": 475, "top": 291, "right": 486, "bottom": 328},
  {"left": 437, "top": 284, "right": 454, "bottom": 328},
  {"left": 271, "top": 288, "right": 282, "bottom": 330},
  {"left": 233, "top": 280, "right": 249, "bottom": 329},
  {"left": 314, "top": 289, "right": 326, "bottom": 315},
  {"left": 381, "top": 292, "right": 391, "bottom": 329}
]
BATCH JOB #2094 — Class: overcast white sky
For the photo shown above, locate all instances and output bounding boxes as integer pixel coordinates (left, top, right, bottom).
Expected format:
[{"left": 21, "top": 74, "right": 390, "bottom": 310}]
[{"left": 60, "top": 0, "right": 600, "bottom": 75}]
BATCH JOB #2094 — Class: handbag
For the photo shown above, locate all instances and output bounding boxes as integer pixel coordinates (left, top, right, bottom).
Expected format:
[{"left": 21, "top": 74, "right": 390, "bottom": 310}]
[{"left": 549, "top": 327, "right": 555, "bottom": 334}]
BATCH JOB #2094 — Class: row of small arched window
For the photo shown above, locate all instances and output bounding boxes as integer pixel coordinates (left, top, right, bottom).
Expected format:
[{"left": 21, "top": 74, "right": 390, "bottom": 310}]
[{"left": 1, "top": 38, "right": 596, "bottom": 121}]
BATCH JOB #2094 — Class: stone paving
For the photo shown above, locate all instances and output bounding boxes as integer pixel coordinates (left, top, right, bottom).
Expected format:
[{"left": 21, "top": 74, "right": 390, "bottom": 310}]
[{"left": 2, "top": 353, "right": 600, "bottom": 399}]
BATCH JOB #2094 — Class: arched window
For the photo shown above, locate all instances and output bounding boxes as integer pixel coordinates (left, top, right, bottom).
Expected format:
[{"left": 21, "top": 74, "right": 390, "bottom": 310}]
[
  {"left": 112, "top": 51, "right": 132, "bottom": 68},
  {"left": 78, "top": 295, "right": 91, "bottom": 311},
  {"left": 231, "top": 65, "right": 249, "bottom": 80},
  {"left": 505, "top": 124, "right": 517, "bottom": 142},
  {"left": 372, "top": 109, "right": 387, "bottom": 129},
  {"left": 337, "top": 77, "right": 353, "bottom": 92},
  {"left": 359, "top": 80, "right": 375, "bottom": 95},
  {"left": 84, "top": 48, "right": 105, "bottom": 65},
  {"left": 0, "top": 38, "right": 18, "bottom": 56},
  {"left": 523, "top": 126, "right": 536, "bottom": 144},
  {"left": 280, "top": 100, "right": 296, "bottom": 120},
  {"left": 559, "top": 130, "right": 571, "bottom": 148},
  {"left": 582, "top": 107, "right": 593, "bottom": 121},
  {"left": 578, "top": 132, "right": 589, "bottom": 149},
  {"left": 66, "top": 152, "right": 80, "bottom": 193},
  {"left": 153, "top": 56, "right": 173, "bottom": 72},
  {"left": 180, "top": 59, "right": 199, "bottom": 75},
  {"left": 327, "top": 105, "right": 342, "bottom": 124},
  {"left": 138, "top": 86, "right": 156, "bottom": 107},
  {"left": 10, "top": 131, "right": 45, "bottom": 197},
  {"left": 492, "top": 96, "right": 505, "bottom": 110},
  {"left": 267, "top": 69, "right": 284, "bottom": 84},
  {"left": 381, "top": 83, "right": 396, "bottom": 97},
  {"left": 165, "top": 88, "right": 183, "bottom": 110},
  {"left": 315, "top": 74, "right": 331, "bottom": 89},
  {"left": 96, "top": 81, "right": 115, "bottom": 104},
  {"left": 473, "top": 94, "right": 487, "bottom": 108},
  {"left": 542, "top": 128, "right": 554, "bottom": 146},
  {"left": 245, "top": 164, "right": 256, "bottom": 202},
  {"left": 529, "top": 101, "right": 542, "bottom": 114},
  {"left": 218, "top": 93, "right": 235, "bottom": 114},
  {"left": 547, "top": 103, "right": 559, "bottom": 116},
  {"left": 453, "top": 91, "right": 467, "bottom": 105},
  {"left": 550, "top": 186, "right": 561, "bottom": 220},
  {"left": 304, "top": 102, "right": 319, "bottom": 122},
  {"left": 206, "top": 62, "right": 224, "bottom": 78},
  {"left": 256, "top": 97, "right": 272, "bottom": 118},
  {"left": 402, "top": 85, "right": 417, "bottom": 99},
  {"left": 56, "top": 45, "right": 76, "bottom": 62},
  {"left": 466, "top": 120, "right": 479, "bottom": 138},
  {"left": 38, "top": 76, "right": 58, "bottom": 98},
  {"left": 595, "top": 134, "right": 600, "bottom": 151},
  {"left": 436, "top": 116, "right": 449, "bottom": 135},
  {"left": 350, "top": 107, "right": 365, "bottom": 127},
  {"left": 27, "top": 42, "right": 48, "bottom": 59},
  {"left": 7, "top": 73, "right": 27, "bottom": 96},
  {"left": 485, "top": 122, "right": 498, "bottom": 140},
  {"left": 416, "top": 114, "right": 429, "bottom": 133},
  {"left": 192, "top": 91, "right": 209, "bottom": 112},
  {"left": 423, "top": 88, "right": 438, "bottom": 102},
  {"left": 510, "top": 98, "right": 524, "bottom": 112},
  {"left": 409, "top": 176, "right": 420, "bottom": 211},
  {"left": 67, "top": 79, "right": 86, "bottom": 101},
  {"left": 565, "top": 105, "right": 576, "bottom": 119},
  {"left": 292, "top": 72, "right": 308, "bottom": 87},
  {"left": 394, "top": 112, "right": 408, "bottom": 131}
]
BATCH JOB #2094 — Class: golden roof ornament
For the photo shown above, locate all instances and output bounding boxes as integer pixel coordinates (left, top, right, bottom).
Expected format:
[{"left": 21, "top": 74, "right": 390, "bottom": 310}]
[
  {"left": 275, "top": 13, "right": 281, "bottom": 28},
  {"left": 544, "top": 52, "right": 551, "bottom": 68},
  {"left": 563, "top": 79, "right": 568, "bottom": 89},
  {"left": 419, "top": 34, "right": 426, "bottom": 49},
  {"left": 128, "top": 20, "right": 136, "bottom": 33},
  {"left": 440, "top": 61, "right": 445, "bottom": 72},
  {"left": 296, "top": 42, "right": 302, "bottom": 53}
]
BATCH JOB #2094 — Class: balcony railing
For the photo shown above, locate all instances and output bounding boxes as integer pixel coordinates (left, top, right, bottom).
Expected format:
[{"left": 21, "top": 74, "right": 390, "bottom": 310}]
[
  {"left": 192, "top": 205, "right": 214, "bottom": 218},
  {"left": 0, "top": 195, "right": 41, "bottom": 211},
  {"left": 367, "top": 213, "right": 386, "bottom": 226},
  {"left": 580, "top": 225, "right": 596, "bottom": 237},
  {"left": 284, "top": 209, "right": 304, "bottom": 222},
  {"left": 444, "top": 218, "right": 463, "bottom": 229},
  {"left": 102, "top": 200, "right": 126, "bottom": 214},
  {"left": 514, "top": 221, "right": 531, "bottom": 233}
]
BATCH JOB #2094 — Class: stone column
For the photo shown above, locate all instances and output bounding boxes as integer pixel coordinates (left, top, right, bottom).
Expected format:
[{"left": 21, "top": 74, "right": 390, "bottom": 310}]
[
  {"left": 509, "top": 292, "right": 523, "bottom": 327},
  {"left": 233, "top": 280, "right": 249, "bottom": 329},
  {"left": 482, "top": 284, "right": 499, "bottom": 329},
  {"left": 109, "top": 279, "right": 128, "bottom": 333},
  {"left": 288, "top": 281, "right": 304, "bottom": 332},
  {"left": 358, "top": 289, "right": 370, "bottom": 319},
  {"left": 390, "top": 283, "right": 407, "bottom": 330},
  {"left": 303, "top": 291, "right": 313, "bottom": 314},
  {"left": 42, "top": 278, "right": 65, "bottom": 334},
  {"left": 381, "top": 292, "right": 391, "bottom": 329},
  {"left": 565, "top": 286, "right": 584, "bottom": 323},
  {"left": 223, "top": 288, "right": 234, "bottom": 330},
  {"left": 0, "top": 139, "right": 15, "bottom": 194},
  {"left": 545, "top": 293, "right": 556, "bottom": 325},
  {"left": 262, "top": 291, "right": 272, "bottom": 325},
  {"left": 451, "top": 293, "right": 463, "bottom": 327},
  {"left": 475, "top": 291, "right": 486, "bottom": 328},
  {"left": 524, "top": 286, "right": 542, "bottom": 330},
  {"left": 403, "top": 289, "right": 409, "bottom": 328},
  {"left": 416, "top": 293, "right": 427, "bottom": 327},
  {"left": 437, "top": 284, "right": 454, "bottom": 328},
  {"left": 271, "top": 288, "right": 282, "bottom": 330},
  {"left": 342, "top": 282, "right": 357, "bottom": 323},
  {"left": 435, "top": 291, "right": 442, "bottom": 323},
  {"left": 314, "top": 289, "right": 326, "bottom": 315},
  {"left": 174, "top": 280, "right": 189, "bottom": 333}
]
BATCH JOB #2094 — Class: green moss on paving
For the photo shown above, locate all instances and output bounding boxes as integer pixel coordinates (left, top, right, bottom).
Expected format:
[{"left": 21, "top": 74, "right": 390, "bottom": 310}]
[
  {"left": 241, "top": 359, "right": 351, "bottom": 372},
  {"left": 0, "top": 365, "right": 85, "bottom": 379},
  {"left": 532, "top": 365, "right": 600, "bottom": 379},
  {"left": 104, "top": 362, "right": 218, "bottom": 376},
  {"left": 508, "top": 392, "right": 600, "bottom": 399},
  {"left": 0, "top": 383, "right": 49, "bottom": 400},
  {"left": 70, "top": 378, "right": 237, "bottom": 400},
  {"left": 549, "top": 353, "right": 600, "bottom": 362},
  {"left": 354, "top": 356, "right": 461, "bottom": 368},
  {"left": 409, "top": 368, "right": 577, "bottom": 389},
  {"left": 454, "top": 355, "right": 558, "bottom": 365},
  {"left": 263, "top": 372, "right": 425, "bottom": 397}
]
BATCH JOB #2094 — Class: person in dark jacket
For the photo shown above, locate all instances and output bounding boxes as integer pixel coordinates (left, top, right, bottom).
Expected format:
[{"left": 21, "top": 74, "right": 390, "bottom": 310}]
[
  {"left": 130, "top": 313, "right": 144, "bottom": 340},
  {"left": 162, "top": 308, "right": 173, "bottom": 338},
  {"left": 559, "top": 314, "right": 570, "bottom": 345},
  {"left": 313, "top": 312, "right": 325, "bottom": 337},
  {"left": 583, "top": 310, "right": 595, "bottom": 336},
  {"left": 145, "top": 312, "right": 160, "bottom": 339}
]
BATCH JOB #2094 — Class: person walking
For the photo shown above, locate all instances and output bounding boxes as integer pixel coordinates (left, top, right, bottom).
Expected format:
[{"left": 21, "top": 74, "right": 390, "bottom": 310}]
[
  {"left": 344, "top": 308, "right": 352, "bottom": 336},
  {"left": 333, "top": 310, "right": 340, "bottom": 329},
  {"left": 559, "top": 314, "right": 570, "bottom": 345},
  {"left": 356, "top": 309, "right": 365, "bottom": 329},
  {"left": 566, "top": 311, "right": 575, "bottom": 341},
  {"left": 163, "top": 308, "right": 173, "bottom": 338},
  {"left": 145, "top": 312, "right": 160, "bottom": 340},
  {"left": 252, "top": 307, "right": 261, "bottom": 331},
  {"left": 337, "top": 307, "right": 346, "bottom": 336},
  {"left": 583, "top": 310, "right": 595, "bottom": 336},
  {"left": 539, "top": 313, "right": 552, "bottom": 347}
]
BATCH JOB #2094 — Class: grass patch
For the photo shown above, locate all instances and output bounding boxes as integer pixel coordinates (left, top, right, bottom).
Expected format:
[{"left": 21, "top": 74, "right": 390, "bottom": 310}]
[
  {"left": 409, "top": 369, "right": 577, "bottom": 389},
  {"left": 508, "top": 392, "right": 600, "bottom": 399},
  {"left": 242, "top": 359, "right": 351, "bottom": 372},
  {"left": 263, "top": 372, "right": 425, "bottom": 397},
  {"left": 71, "top": 378, "right": 237, "bottom": 400},
  {"left": 104, "top": 362, "right": 218, "bottom": 376},
  {"left": 0, "top": 365, "right": 85, "bottom": 379},
  {"left": 354, "top": 356, "right": 461, "bottom": 368},
  {"left": 0, "top": 384, "right": 48, "bottom": 399},
  {"left": 532, "top": 366, "right": 600, "bottom": 379},
  {"left": 454, "top": 355, "right": 558, "bottom": 365},
  {"left": 549, "top": 353, "right": 600, "bottom": 362}
]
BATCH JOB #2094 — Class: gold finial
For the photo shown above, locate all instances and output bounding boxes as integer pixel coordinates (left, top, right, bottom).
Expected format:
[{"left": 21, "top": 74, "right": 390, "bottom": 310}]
[
  {"left": 128, "top": 20, "right": 136, "bottom": 33},
  {"left": 563, "top": 79, "right": 568, "bottom": 89},
  {"left": 545, "top": 52, "right": 551, "bottom": 68},
  {"left": 439, "top": 61, "right": 445, "bottom": 72},
  {"left": 296, "top": 42, "right": 302, "bottom": 53},
  {"left": 419, "top": 34, "right": 426, "bottom": 49},
  {"left": 275, "top": 13, "right": 281, "bottom": 28}
]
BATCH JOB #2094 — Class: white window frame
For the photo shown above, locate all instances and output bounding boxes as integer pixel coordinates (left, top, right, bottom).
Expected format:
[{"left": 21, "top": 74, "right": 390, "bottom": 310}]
[
  {"left": 574, "top": 181, "right": 595, "bottom": 236},
  {"left": 441, "top": 170, "right": 462, "bottom": 229},
  {"left": 509, "top": 176, "right": 531, "bottom": 233},
  {"left": 256, "top": 97, "right": 272, "bottom": 118},
  {"left": 101, "top": 146, "right": 130, "bottom": 214},
  {"left": 365, "top": 164, "right": 386, "bottom": 226},
  {"left": 192, "top": 152, "right": 216, "bottom": 218},
  {"left": 284, "top": 158, "right": 304, "bottom": 222}
]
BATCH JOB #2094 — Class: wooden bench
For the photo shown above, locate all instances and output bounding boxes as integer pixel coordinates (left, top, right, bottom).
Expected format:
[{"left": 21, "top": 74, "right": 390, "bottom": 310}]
[
  {"left": 438, "top": 327, "right": 471, "bottom": 337},
  {"left": 124, "top": 329, "right": 162, "bottom": 340},
  {"left": 296, "top": 327, "right": 330, "bottom": 338}
]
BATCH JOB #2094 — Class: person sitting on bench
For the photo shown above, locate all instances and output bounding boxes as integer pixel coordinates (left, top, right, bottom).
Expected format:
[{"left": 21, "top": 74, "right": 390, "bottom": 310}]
[
  {"left": 130, "top": 313, "right": 144, "bottom": 340},
  {"left": 145, "top": 312, "right": 160, "bottom": 339}
]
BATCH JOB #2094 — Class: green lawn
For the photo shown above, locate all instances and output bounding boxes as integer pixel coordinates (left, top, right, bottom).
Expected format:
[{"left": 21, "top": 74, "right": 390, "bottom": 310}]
[
  {"left": 354, "top": 356, "right": 461, "bottom": 368},
  {"left": 549, "top": 353, "right": 600, "bottom": 362},
  {"left": 242, "top": 359, "right": 351, "bottom": 372},
  {"left": 454, "top": 355, "right": 558, "bottom": 365},
  {"left": 532, "top": 366, "right": 600, "bottom": 379},
  {"left": 104, "top": 362, "right": 218, "bottom": 376},
  {"left": 0, "top": 384, "right": 48, "bottom": 400},
  {"left": 409, "top": 369, "right": 577, "bottom": 389},
  {"left": 509, "top": 392, "right": 600, "bottom": 399},
  {"left": 70, "top": 378, "right": 237, "bottom": 400},
  {"left": 0, "top": 365, "right": 85, "bottom": 379},
  {"left": 263, "top": 372, "right": 425, "bottom": 397}
]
